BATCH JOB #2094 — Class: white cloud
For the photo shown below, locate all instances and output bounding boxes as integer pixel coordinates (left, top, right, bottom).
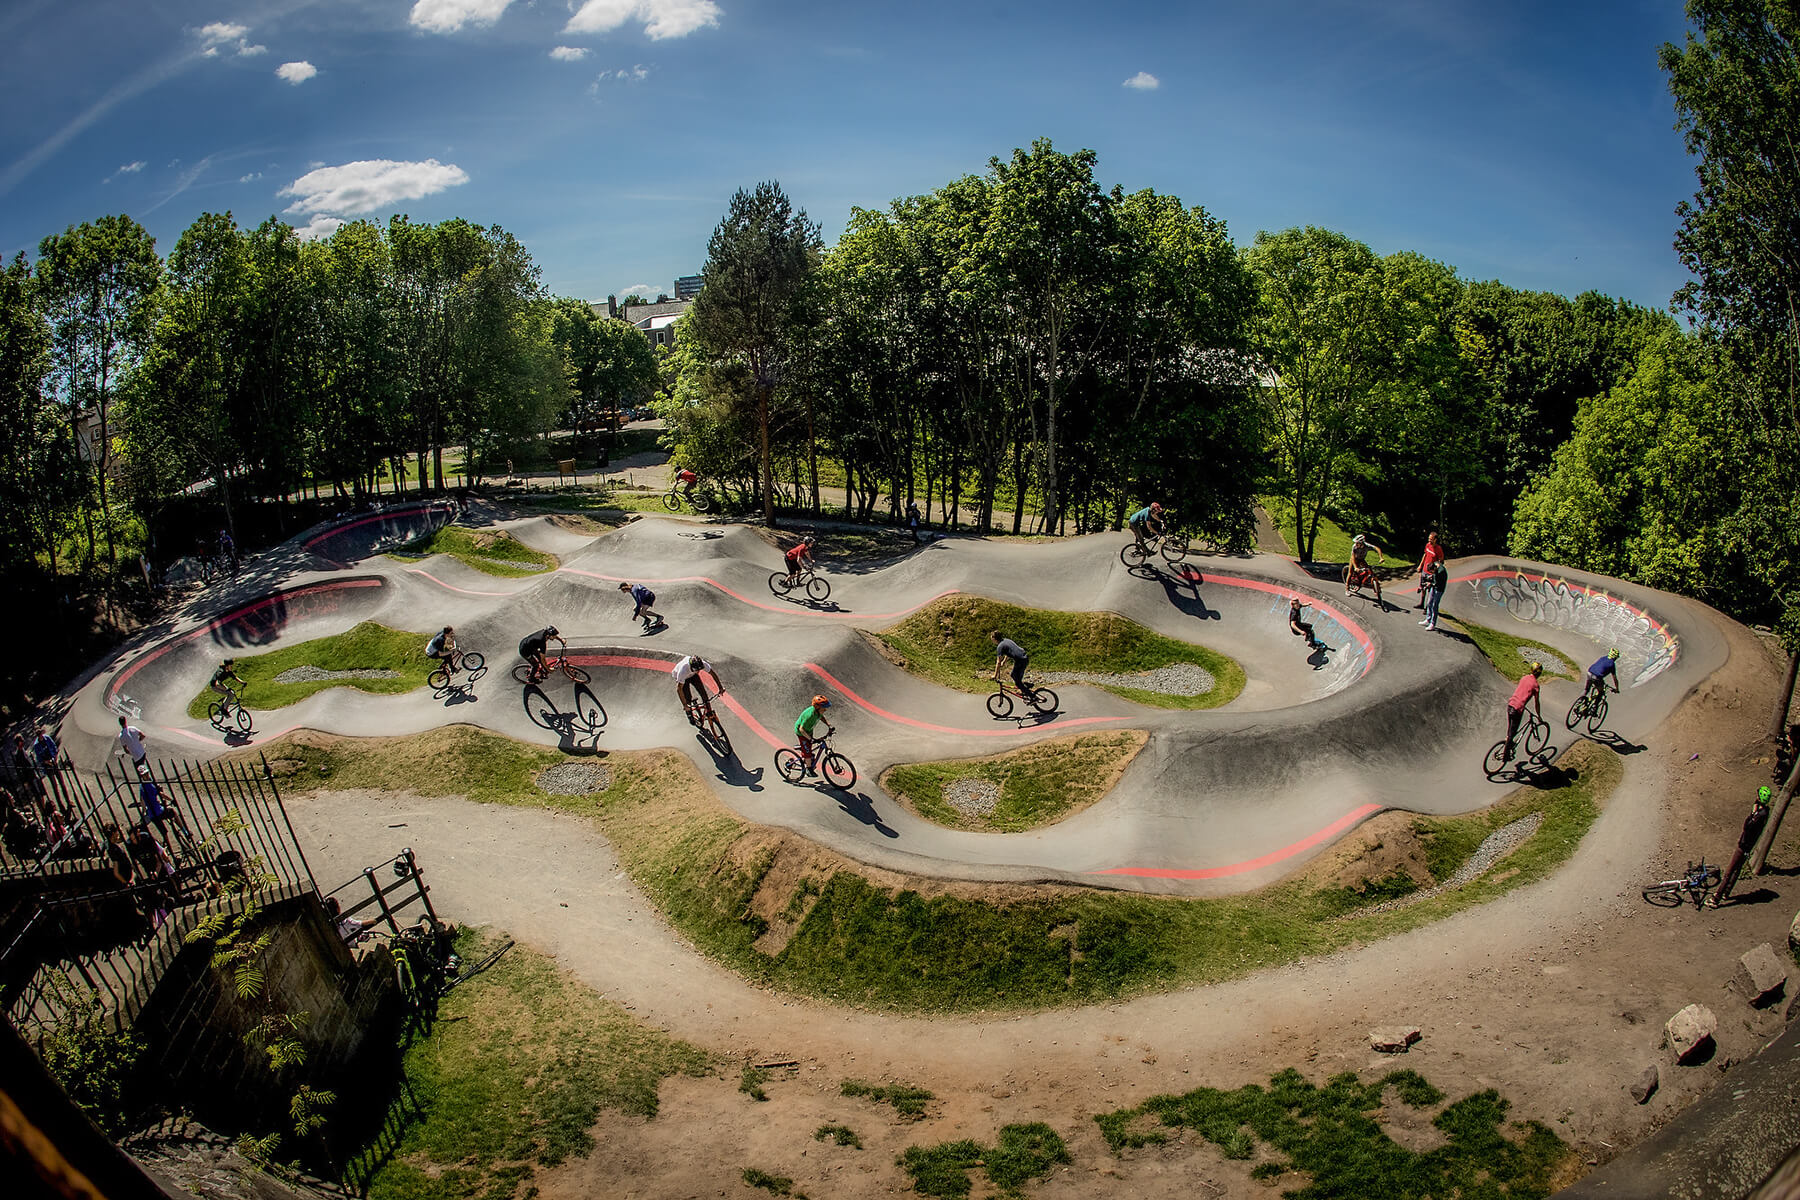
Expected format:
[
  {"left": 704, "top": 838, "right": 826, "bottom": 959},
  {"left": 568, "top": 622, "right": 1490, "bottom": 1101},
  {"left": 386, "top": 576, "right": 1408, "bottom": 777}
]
[
  {"left": 1123, "top": 71, "right": 1159, "bottom": 90},
  {"left": 198, "top": 22, "right": 249, "bottom": 43},
  {"left": 276, "top": 60, "right": 318, "bottom": 84},
  {"left": 549, "top": 45, "right": 588, "bottom": 60},
  {"left": 410, "top": 0, "right": 515, "bottom": 33},
  {"left": 117, "top": 160, "right": 145, "bottom": 174},
  {"left": 239, "top": 171, "right": 263, "bottom": 183},
  {"left": 564, "top": 0, "right": 720, "bottom": 40},
  {"left": 292, "top": 215, "right": 346, "bottom": 241},
  {"left": 280, "top": 158, "right": 470, "bottom": 219},
  {"left": 594, "top": 63, "right": 649, "bottom": 82},
  {"left": 238, "top": 42, "right": 267, "bottom": 57},
  {"left": 619, "top": 284, "right": 654, "bottom": 298}
]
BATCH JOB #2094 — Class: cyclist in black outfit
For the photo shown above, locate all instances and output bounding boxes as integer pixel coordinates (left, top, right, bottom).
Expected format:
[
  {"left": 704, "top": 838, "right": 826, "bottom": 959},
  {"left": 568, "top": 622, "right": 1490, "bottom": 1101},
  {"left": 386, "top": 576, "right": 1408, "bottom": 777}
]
[
  {"left": 518, "top": 626, "right": 560, "bottom": 680},
  {"left": 990, "top": 631, "right": 1033, "bottom": 696}
]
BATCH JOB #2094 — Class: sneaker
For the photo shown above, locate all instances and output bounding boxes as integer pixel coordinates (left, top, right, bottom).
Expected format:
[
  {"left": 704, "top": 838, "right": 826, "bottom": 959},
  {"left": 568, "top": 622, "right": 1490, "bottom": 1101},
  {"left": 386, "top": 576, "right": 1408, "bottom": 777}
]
[
  {"left": 1418, "top": 618, "right": 1430, "bottom": 626},
  {"left": 1424, "top": 623, "right": 1436, "bottom": 631}
]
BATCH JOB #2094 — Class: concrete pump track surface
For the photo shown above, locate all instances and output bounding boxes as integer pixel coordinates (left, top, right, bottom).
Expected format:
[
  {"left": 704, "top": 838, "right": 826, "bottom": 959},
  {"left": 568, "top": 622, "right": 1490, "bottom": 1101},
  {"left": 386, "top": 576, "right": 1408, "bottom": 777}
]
[
  {"left": 69, "top": 504, "right": 1718, "bottom": 897},
  {"left": 51, "top": 502, "right": 1800, "bottom": 1194}
]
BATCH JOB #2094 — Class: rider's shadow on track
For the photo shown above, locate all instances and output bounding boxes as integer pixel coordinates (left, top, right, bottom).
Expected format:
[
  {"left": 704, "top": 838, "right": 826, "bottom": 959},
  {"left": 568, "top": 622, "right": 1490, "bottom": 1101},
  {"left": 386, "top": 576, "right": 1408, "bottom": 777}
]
[
  {"left": 832, "top": 790, "right": 897, "bottom": 838},
  {"left": 1579, "top": 729, "right": 1646, "bottom": 755},
  {"left": 1488, "top": 745, "right": 1572, "bottom": 788},
  {"left": 438, "top": 681, "right": 481, "bottom": 708},
  {"left": 1157, "top": 567, "right": 1219, "bottom": 621},
  {"left": 521, "top": 683, "right": 606, "bottom": 754},
  {"left": 701, "top": 738, "right": 765, "bottom": 791}
]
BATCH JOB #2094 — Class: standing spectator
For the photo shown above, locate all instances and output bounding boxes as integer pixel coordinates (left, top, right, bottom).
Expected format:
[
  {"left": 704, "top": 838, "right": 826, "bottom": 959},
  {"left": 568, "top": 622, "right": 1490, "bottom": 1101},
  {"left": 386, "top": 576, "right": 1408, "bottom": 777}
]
[
  {"left": 1774, "top": 723, "right": 1798, "bottom": 789},
  {"left": 126, "top": 826, "right": 176, "bottom": 929},
  {"left": 1711, "top": 786, "right": 1774, "bottom": 907},
  {"left": 1413, "top": 531, "right": 1445, "bottom": 611},
  {"left": 31, "top": 727, "right": 59, "bottom": 774},
  {"left": 102, "top": 822, "right": 135, "bottom": 887},
  {"left": 906, "top": 500, "right": 923, "bottom": 544},
  {"left": 117, "top": 716, "right": 149, "bottom": 774},
  {"left": 1420, "top": 558, "right": 1448, "bottom": 632}
]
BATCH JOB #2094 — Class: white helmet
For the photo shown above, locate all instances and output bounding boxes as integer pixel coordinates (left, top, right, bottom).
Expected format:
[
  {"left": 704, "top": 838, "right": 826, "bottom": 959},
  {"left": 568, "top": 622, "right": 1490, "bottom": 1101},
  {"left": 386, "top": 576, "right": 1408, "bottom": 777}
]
[{"left": 1353, "top": 534, "right": 1367, "bottom": 546}]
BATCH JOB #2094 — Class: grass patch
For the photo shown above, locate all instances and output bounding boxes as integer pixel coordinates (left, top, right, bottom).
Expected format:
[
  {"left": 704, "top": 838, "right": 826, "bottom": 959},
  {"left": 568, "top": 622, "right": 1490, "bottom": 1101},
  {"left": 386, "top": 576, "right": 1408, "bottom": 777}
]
[
  {"left": 1261, "top": 496, "right": 1399, "bottom": 566},
  {"left": 243, "top": 731, "right": 1616, "bottom": 1015},
  {"left": 390, "top": 524, "right": 558, "bottom": 576},
  {"left": 739, "top": 1065, "right": 771, "bottom": 1101},
  {"left": 814, "top": 1124, "right": 862, "bottom": 1148},
  {"left": 841, "top": 1079, "right": 934, "bottom": 1119},
  {"left": 875, "top": 595, "right": 1244, "bottom": 711},
  {"left": 1439, "top": 615, "right": 1578, "bottom": 682},
  {"left": 898, "top": 1124, "right": 1070, "bottom": 1199},
  {"left": 354, "top": 930, "right": 710, "bottom": 1200},
  {"left": 741, "top": 1167, "right": 805, "bottom": 1197},
  {"left": 184, "top": 622, "right": 433, "bottom": 719},
  {"left": 880, "top": 731, "right": 1147, "bottom": 832},
  {"left": 1097, "top": 1067, "right": 1568, "bottom": 1200}
]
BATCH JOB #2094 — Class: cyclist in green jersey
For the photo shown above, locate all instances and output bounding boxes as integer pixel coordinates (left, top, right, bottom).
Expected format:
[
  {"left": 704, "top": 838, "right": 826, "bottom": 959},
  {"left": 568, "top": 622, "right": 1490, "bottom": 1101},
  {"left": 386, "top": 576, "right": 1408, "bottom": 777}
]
[{"left": 794, "top": 694, "right": 833, "bottom": 774}]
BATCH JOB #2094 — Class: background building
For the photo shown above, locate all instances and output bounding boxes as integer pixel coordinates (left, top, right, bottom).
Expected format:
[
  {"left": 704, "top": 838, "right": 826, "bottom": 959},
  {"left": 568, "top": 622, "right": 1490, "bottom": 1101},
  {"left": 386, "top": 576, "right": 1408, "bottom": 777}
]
[{"left": 674, "top": 274, "right": 702, "bottom": 301}]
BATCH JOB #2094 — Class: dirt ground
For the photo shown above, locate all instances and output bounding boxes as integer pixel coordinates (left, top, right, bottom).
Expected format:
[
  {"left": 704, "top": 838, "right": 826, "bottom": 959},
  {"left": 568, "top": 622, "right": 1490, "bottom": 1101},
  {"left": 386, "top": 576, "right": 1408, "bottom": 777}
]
[{"left": 286, "top": 616, "right": 1800, "bottom": 1199}]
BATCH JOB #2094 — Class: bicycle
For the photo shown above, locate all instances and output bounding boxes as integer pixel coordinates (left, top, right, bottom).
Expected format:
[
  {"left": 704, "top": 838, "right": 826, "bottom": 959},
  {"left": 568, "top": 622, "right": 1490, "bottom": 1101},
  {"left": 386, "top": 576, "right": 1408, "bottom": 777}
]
[
  {"left": 376, "top": 919, "right": 460, "bottom": 1011},
  {"left": 1120, "top": 531, "right": 1189, "bottom": 569},
  {"left": 682, "top": 681, "right": 732, "bottom": 754},
  {"left": 1642, "top": 860, "right": 1722, "bottom": 908},
  {"left": 769, "top": 567, "right": 832, "bottom": 603},
  {"left": 1565, "top": 681, "right": 1610, "bottom": 734},
  {"left": 987, "top": 678, "right": 1060, "bottom": 719},
  {"left": 208, "top": 686, "right": 254, "bottom": 733},
  {"left": 427, "top": 649, "right": 488, "bottom": 691},
  {"left": 512, "top": 653, "right": 591, "bottom": 687},
  {"left": 662, "top": 483, "right": 714, "bottom": 513},
  {"left": 200, "top": 553, "right": 239, "bottom": 585},
  {"left": 1483, "top": 709, "right": 1550, "bottom": 777},
  {"left": 775, "top": 728, "right": 857, "bottom": 789}
]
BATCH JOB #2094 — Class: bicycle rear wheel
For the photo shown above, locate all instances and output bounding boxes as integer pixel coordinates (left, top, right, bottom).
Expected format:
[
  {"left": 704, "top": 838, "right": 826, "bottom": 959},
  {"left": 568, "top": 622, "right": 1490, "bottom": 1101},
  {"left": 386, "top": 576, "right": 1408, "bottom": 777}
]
[
  {"left": 769, "top": 572, "right": 793, "bottom": 596},
  {"left": 821, "top": 752, "right": 857, "bottom": 790},
  {"left": 805, "top": 576, "right": 831, "bottom": 602},
  {"left": 1026, "top": 686, "right": 1060, "bottom": 714},
  {"left": 208, "top": 701, "right": 228, "bottom": 729},
  {"left": 1119, "top": 543, "right": 1151, "bottom": 568},
  {"left": 1584, "top": 694, "right": 1608, "bottom": 733},
  {"left": 1564, "top": 696, "right": 1587, "bottom": 731},
  {"left": 774, "top": 747, "right": 807, "bottom": 784},
  {"left": 428, "top": 666, "right": 451, "bottom": 690},
  {"left": 1641, "top": 882, "right": 1687, "bottom": 907},
  {"left": 986, "top": 691, "right": 1015, "bottom": 719},
  {"left": 691, "top": 492, "right": 713, "bottom": 513},
  {"left": 1482, "top": 740, "right": 1511, "bottom": 778}
]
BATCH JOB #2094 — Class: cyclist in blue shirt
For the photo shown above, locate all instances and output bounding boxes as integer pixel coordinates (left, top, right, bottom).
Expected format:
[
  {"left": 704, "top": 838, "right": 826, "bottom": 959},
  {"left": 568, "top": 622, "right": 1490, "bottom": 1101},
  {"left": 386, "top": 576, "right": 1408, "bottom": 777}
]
[
  {"left": 618, "top": 582, "right": 664, "bottom": 630},
  {"left": 1127, "top": 502, "right": 1165, "bottom": 549},
  {"left": 1585, "top": 648, "right": 1621, "bottom": 700}
]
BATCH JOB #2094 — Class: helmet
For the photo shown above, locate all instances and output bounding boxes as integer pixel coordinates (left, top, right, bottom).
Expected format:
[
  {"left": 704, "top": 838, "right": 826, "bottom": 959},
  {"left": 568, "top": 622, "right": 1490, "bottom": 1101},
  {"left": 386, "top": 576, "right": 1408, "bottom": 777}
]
[
  {"left": 545, "top": 626, "right": 559, "bottom": 637},
  {"left": 1150, "top": 502, "right": 1162, "bottom": 513},
  {"left": 1353, "top": 533, "right": 1366, "bottom": 545},
  {"left": 804, "top": 535, "right": 816, "bottom": 545},
  {"left": 1758, "top": 786, "right": 1772, "bottom": 805},
  {"left": 1528, "top": 661, "right": 1543, "bottom": 676},
  {"left": 222, "top": 658, "right": 235, "bottom": 666},
  {"left": 1608, "top": 647, "right": 1619, "bottom": 659},
  {"left": 811, "top": 694, "right": 830, "bottom": 708},
  {"left": 617, "top": 582, "right": 630, "bottom": 591}
]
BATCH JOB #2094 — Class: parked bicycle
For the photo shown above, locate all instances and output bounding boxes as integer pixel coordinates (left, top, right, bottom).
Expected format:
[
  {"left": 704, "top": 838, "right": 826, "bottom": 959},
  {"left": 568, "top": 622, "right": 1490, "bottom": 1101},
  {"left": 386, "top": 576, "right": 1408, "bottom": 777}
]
[
  {"left": 662, "top": 483, "right": 714, "bottom": 513},
  {"left": 775, "top": 728, "right": 857, "bottom": 789},
  {"left": 428, "top": 649, "right": 487, "bottom": 691},
  {"left": 1482, "top": 709, "right": 1549, "bottom": 777},
  {"left": 373, "top": 918, "right": 460, "bottom": 1011},
  {"left": 208, "top": 686, "right": 254, "bottom": 733},
  {"left": 987, "top": 678, "right": 1060, "bottom": 719},
  {"left": 1642, "top": 860, "right": 1721, "bottom": 909},
  {"left": 1565, "top": 685, "right": 1608, "bottom": 734},
  {"left": 682, "top": 679, "right": 732, "bottom": 755},
  {"left": 769, "top": 567, "right": 832, "bottom": 604},
  {"left": 512, "top": 653, "right": 590, "bottom": 687}
]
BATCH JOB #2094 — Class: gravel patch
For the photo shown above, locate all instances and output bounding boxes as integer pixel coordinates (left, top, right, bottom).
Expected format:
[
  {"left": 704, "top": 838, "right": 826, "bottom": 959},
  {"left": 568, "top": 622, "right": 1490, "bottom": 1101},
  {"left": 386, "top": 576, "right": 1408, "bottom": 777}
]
[
  {"left": 1514, "top": 645, "right": 1561, "bottom": 668},
  {"left": 1038, "top": 663, "right": 1215, "bottom": 696},
  {"left": 273, "top": 666, "right": 402, "bottom": 684},
  {"left": 475, "top": 557, "right": 550, "bottom": 571},
  {"left": 1361, "top": 812, "right": 1546, "bottom": 916},
  {"left": 943, "top": 778, "right": 1001, "bottom": 818},
  {"left": 536, "top": 762, "right": 613, "bottom": 795}
]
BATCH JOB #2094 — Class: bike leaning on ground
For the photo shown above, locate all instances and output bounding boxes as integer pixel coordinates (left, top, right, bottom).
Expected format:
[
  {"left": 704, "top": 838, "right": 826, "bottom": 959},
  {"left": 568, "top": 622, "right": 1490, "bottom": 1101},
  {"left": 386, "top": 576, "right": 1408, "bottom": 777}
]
[{"left": 1642, "top": 860, "right": 1721, "bottom": 909}]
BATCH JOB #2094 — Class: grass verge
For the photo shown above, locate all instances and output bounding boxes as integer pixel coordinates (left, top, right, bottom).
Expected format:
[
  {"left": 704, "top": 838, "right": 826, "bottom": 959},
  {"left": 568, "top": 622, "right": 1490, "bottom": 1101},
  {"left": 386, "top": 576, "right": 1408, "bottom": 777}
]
[
  {"left": 353, "top": 929, "right": 710, "bottom": 1200},
  {"left": 875, "top": 596, "right": 1245, "bottom": 711},
  {"left": 241, "top": 729, "right": 1617, "bottom": 1015},
  {"left": 899, "top": 1124, "right": 1070, "bottom": 1199},
  {"left": 1440, "top": 615, "right": 1578, "bottom": 682},
  {"left": 1097, "top": 1066, "right": 1571, "bottom": 1199},
  {"left": 880, "top": 732, "right": 1148, "bottom": 832},
  {"left": 184, "top": 622, "right": 432, "bottom": 719},
  {"left": 390, "top": 524, "right": 558, "bottom": 576}
]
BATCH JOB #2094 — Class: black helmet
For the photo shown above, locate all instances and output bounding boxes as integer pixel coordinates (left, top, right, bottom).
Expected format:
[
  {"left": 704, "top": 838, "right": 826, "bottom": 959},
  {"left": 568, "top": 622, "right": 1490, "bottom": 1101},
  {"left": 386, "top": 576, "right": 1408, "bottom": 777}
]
[{"left": 545, "top": 626, "right": 559, "bottom": 637}]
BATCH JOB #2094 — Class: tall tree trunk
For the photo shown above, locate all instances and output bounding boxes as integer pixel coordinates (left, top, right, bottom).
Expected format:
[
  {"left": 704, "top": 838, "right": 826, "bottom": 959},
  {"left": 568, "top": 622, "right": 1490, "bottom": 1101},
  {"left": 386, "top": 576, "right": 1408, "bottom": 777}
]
[
  {"left": 1771, "top": 651, "right": 1799, "bottom": 742},
  {"left": 757, "top": 384, "right": 776, "bottom": 527}
]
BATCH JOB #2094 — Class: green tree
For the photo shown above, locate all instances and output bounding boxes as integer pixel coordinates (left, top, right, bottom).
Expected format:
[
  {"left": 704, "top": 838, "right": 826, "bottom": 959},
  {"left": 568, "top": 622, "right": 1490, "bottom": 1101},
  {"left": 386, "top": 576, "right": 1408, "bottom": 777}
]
[
  {"left": 1662, "top": 0, "right": 1800, "bottom": 641},
  {"left": 33, "top": 214, "right": 161, "bottom": 565},
  {"left": 0, "top": 254, "right": 76, "bottom": 573},
  {"left": 686, "top": 181, "right": 822, "bottom": 525},
  {"left": 550, "top": 297, "right": 658, "bottom": 457}
]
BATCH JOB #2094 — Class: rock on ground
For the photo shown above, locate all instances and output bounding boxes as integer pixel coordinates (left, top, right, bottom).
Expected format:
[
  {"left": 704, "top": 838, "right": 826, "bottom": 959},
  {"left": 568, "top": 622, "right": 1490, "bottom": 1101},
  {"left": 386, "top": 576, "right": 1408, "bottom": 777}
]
[
  {"left": 1630, "top": 1065, "right": 1659, "bottom": 1105},
  {"left": 1665, "top": 1004, "right": 1718, "bottom": 1064},
  {"left": 1734, "top": 943, "right": 1788, "bottom": 1007},
  {"left": 1370, "top": 1027, "right": 1421, "bottom": 1054}
]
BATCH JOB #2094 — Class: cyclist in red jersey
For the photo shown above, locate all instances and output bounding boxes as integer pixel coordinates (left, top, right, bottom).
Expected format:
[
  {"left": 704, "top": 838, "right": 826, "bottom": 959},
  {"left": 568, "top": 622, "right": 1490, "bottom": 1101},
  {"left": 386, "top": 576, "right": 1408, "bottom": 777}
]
[
  {"left": 784, "top": 536, "right": 816, "bottom": 587},
  {"left": 1503, "top": 662, "right": 1543, "bottom": 761}
]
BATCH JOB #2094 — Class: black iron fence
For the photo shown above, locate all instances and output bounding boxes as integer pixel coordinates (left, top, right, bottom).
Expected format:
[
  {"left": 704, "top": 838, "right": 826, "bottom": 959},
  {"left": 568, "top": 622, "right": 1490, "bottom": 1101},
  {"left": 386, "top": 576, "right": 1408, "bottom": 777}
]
[{"left": 0, "top": 755, "right": 316, "bottom": 1042}]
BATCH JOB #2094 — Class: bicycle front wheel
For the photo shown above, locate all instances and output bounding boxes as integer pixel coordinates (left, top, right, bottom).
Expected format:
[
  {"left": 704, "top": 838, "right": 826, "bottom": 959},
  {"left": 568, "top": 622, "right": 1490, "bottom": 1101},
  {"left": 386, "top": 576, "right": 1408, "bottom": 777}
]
[
  {"left": 1160, "top": 535, "right": 1191, "bottom": 564},
  {"left": 1564, "top": 696, "right": 1588, "bottom": 731},
  {"left": 986, "top": 691, "right": 1014, "bottom": 719},
  {"left": 662, "top": 492, "right": 681, "bottom": 512},
  {"left": 775, "top": 748, "right": 807, "bottom": 784},
  {"left": 1641, "top": 882, "right": 1687, "bottom": 907},
  {"left": 561, "top": 663, "right": 591, "bottom": 685},
  {"left": 805, "top": 576, "right": 831, "bottom": 602},
  {"left": 821, "top": 752, "right": 857, "bottom": 790},
  {"left": 1524, "top": 717, "right": 1550, "bottom": 756},
  {"left": 703, "top": 711, "right": 731, "bottom": 754},
  {"left": 461, "top": 651, "right": 486, "bottom": 673}
]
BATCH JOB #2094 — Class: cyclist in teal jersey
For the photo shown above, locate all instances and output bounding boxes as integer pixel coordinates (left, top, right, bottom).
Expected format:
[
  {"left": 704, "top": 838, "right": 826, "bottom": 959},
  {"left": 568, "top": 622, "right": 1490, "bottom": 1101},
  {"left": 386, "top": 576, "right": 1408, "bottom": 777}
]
[{"left": 1127, "top": 502, "right": 1165, "bottom": 549}]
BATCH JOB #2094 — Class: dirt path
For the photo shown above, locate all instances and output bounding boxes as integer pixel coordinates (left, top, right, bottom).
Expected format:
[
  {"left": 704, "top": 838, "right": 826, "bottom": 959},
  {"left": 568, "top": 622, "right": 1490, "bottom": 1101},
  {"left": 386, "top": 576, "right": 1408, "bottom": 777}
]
[{"left": 287, "top": 619, "right": 1798, "bottom": 1198}]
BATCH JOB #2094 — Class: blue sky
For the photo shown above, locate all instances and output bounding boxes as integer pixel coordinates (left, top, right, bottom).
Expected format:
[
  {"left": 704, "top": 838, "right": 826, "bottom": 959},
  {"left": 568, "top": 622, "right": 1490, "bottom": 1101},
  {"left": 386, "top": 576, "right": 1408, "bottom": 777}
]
[{"left": 1, "top": 0, "right": 1699, "bottom": 309}]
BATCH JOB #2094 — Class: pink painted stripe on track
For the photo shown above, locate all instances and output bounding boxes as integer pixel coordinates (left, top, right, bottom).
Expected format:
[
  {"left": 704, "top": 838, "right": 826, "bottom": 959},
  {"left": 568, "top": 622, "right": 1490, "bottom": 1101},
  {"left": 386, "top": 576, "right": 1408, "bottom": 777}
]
[
  {"left": 1174, "top": 568, "right": 1377, "bottom": 668},
  {"left": 561, "top": 568, "right": 958, "bottom": 622},
  {"left": 1091, "top": 802, "right": 1385, "bottom": 880},
  {"left": 405, "top": 568, "right": 521, "bottom": 597},
  {"left": 566, "top": 652, "right": 788, "bottom": 750},
  {"left": 804, "top": 663, "right": 1131, "bottom": 737},
  {"left": 301, "top": 502, "right": 454, "bottom": 552}
]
